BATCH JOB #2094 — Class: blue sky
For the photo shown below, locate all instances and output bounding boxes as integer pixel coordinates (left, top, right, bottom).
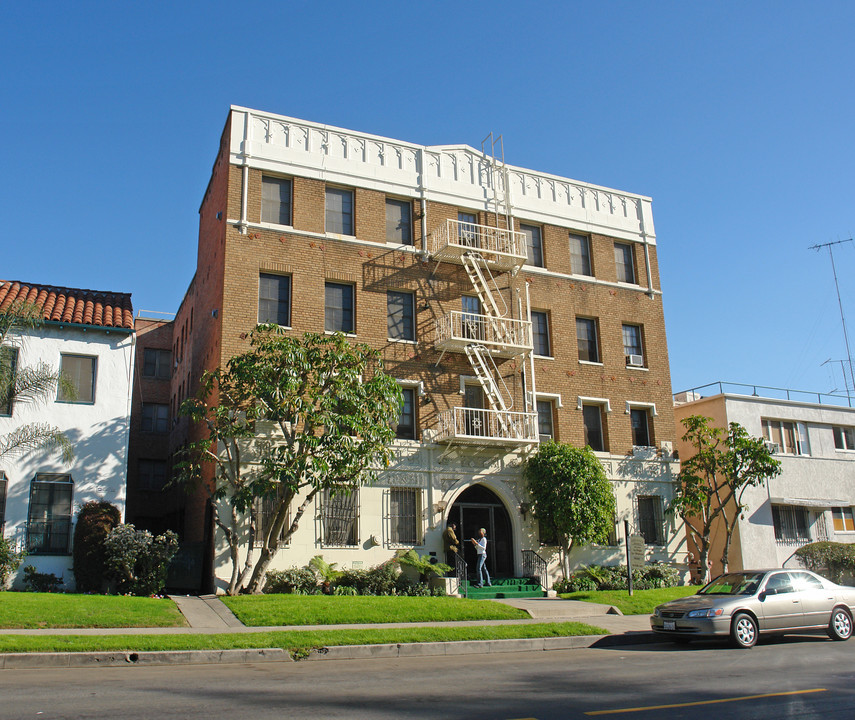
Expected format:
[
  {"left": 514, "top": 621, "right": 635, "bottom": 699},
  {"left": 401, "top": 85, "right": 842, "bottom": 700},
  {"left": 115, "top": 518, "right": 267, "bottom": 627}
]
[{"left": 2, "top": 1, "right": 854, "bottom": 398}]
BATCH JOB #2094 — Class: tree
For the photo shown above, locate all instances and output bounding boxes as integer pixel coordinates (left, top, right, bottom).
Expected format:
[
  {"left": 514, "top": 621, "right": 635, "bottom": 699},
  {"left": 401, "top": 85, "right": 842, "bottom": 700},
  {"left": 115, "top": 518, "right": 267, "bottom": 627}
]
[
  {"left": 525, "top": 441, "right": 616, "bottom": 580},
  {"left": 0, "top": 299, "right": 73, "bottom": 463},
  {"left": 177, "top": 326, "right": 402, "bottom": 595},
  {"left": 672, "top": 415, "right": 781, "bottom": 583},
  {"left": 73, "top": 501, "right": 122, "bottom": 592}
]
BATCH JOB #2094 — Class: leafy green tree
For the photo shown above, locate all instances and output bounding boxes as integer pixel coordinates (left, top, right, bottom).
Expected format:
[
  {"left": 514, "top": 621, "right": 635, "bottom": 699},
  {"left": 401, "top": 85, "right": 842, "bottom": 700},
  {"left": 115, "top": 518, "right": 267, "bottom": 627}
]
[
  {"left": 0, "top": 300, "right": 73, "bottom": 462},
  {"left": 177, "top": 326, "right": 402, "bottom": 595},
  {"left": 73, "top": 501, "right": 122, "bottom": 593},
  {"left": 525, "top": 442, "right": 616, "bottom": 580},
  {"left": 672, "top": 415, "right": 781, "bottom": 582}
]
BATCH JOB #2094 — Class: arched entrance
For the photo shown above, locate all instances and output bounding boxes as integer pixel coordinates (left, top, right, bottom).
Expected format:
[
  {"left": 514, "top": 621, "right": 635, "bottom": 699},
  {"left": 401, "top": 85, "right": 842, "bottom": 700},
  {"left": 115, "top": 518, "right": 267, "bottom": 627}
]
[{"left": 448, "top": 484, "right": 513, "bottom": 578}]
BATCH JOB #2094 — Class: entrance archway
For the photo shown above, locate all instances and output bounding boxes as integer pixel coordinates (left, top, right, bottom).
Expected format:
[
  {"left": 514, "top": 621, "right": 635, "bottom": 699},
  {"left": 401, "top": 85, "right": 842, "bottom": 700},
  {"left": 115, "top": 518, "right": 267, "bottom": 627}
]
[{"left": 448, "top": 484, "right": 513, "bottom": 578}]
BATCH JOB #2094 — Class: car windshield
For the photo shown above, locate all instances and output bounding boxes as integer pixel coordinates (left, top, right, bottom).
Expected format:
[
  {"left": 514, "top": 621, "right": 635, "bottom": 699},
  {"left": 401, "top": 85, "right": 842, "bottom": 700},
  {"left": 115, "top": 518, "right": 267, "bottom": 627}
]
[{"left": 698, "top": 572, "right": 765, "bottom": 596}]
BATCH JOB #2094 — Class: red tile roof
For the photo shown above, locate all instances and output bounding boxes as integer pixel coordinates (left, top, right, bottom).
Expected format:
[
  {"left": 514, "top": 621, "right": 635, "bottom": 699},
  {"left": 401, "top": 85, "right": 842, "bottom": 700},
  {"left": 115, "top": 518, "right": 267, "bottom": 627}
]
[{"left": 0, "top": 280, "right": 134, "bottom": 330}]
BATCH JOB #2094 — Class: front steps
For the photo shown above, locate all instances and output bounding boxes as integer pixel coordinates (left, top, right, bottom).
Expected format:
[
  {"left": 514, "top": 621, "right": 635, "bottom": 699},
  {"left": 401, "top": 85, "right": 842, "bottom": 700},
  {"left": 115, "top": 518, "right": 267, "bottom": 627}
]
[{"left": 462, "top": 577, "right": 546, "bottom": 599}]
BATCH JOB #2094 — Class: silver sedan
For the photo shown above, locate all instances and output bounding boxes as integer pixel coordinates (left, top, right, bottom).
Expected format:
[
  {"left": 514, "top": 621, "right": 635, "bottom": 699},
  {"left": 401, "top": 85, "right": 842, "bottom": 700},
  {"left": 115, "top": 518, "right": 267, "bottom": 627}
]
[{"left": 650, "top": 569, "right": 855, "bottom": 648}]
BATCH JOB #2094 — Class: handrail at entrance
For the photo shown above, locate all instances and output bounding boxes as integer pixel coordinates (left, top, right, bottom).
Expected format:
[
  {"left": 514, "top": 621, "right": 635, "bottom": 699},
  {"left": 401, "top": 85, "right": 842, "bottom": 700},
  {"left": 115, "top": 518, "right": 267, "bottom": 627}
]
[
  {"left": 521, "top": 549, "right": 548, "bottom": 591},
  {"left": 454, "top": 552, "right": 468, "bottom": 598}
]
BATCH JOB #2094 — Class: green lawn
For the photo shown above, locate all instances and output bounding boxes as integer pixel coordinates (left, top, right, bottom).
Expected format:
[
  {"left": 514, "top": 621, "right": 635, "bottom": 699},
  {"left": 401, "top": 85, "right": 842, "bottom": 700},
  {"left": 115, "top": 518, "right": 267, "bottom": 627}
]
[
  {"left": 0, "top": 622, "right": 607, "bottom": 654},
  {"left": 221, "top": 594, "right": 530, "bottom": 626},
  {"left": 559, "top": 586, "right": 702, "bottom": 615},
  {"left": 0, "top": 593, "right": 187, "bottom": 629}
]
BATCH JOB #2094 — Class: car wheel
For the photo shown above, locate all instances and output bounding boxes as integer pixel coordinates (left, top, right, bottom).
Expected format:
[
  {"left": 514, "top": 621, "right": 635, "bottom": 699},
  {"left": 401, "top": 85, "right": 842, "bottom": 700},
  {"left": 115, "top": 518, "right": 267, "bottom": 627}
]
[
  {"left": 730, "top": 612, "right": 757, "bottom": 649},
  {"left": 828, "top": 607, "right": 852, "bottom": 641}
]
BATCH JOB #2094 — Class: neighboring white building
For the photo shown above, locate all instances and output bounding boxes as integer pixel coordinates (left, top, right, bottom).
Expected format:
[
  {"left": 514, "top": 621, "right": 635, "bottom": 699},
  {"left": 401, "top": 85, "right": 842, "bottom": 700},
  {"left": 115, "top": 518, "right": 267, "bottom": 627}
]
[
  {"left": 674, "top": 383, "right": 855, "bottom": 576},
  {"left": 0, "top": 280, "right": 135, "bottom": 589}
]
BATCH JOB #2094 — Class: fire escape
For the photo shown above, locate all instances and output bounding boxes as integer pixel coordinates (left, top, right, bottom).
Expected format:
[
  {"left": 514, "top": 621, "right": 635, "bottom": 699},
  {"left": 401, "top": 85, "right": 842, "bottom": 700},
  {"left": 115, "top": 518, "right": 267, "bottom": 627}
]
[{"left": 431, "top": 137, "right": 539, "bottom": 447}]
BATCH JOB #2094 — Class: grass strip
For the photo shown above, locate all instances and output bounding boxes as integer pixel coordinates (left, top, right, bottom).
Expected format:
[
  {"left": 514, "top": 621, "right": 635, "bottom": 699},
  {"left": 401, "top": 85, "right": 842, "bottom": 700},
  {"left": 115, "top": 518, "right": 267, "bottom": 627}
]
[
  {"left": 559, "top": 586, "right": 701, "bottom": 615},
  {"left": 0, "top": 593, "right": 187, "bottom": 629},
  {"left": 221, "top": 594, "right": 529, "bottom": 626},
  {"left": 0, "top": 622, "right": 608, "bottom": 654}
]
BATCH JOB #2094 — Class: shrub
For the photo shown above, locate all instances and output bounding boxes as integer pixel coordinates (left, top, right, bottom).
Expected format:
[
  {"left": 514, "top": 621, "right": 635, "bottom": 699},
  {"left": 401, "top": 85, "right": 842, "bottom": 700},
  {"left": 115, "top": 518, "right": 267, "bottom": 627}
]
[
  {"left": 554, "top": 574, "right": 597, "bottom": 593},
  {"left": 0, "top": 537, "right": 25, "bottom": 589},
  {"left": 72, "top": 501, "right": 121, "bottom": 593},
  {"left": 103, "top": 524, "right": 179, "bottom": 596},
  {"left": 337, "top": 562, "right": 400, "bottom": 595},
  {"left": 264, "top": 567, "right": 319, "bottom": 594},
  {"left": 22, "top": 565, "right": 64, "bottom": 593},
  {"left": 563, "top": 563, "right": 682, "bottom": 592},
  {"left": 795, "top": 542, "right": 855, "bottom": 584},
  {"left": 333, "top": 585, "right": 358, "bottom": 596}
]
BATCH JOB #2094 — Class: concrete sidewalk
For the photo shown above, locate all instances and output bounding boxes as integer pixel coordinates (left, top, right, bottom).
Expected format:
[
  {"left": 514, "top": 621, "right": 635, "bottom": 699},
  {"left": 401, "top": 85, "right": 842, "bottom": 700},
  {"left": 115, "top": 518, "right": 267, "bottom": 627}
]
[{"left": 0, "top": 595, "right": 657, "bottom": 668}]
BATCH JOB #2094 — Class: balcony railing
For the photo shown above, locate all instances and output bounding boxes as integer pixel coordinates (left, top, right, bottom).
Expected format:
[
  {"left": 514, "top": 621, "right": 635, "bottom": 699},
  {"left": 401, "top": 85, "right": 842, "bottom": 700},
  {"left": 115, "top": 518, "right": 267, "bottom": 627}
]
[
  {"left": 430, "top": 219, "right": 527, "bottom": 272},
  {"left": 435, "top": 312, "right": 532, "bottom": 358},
  {"left": 435, "top": 407, "right": 539, "bottom": 445}
]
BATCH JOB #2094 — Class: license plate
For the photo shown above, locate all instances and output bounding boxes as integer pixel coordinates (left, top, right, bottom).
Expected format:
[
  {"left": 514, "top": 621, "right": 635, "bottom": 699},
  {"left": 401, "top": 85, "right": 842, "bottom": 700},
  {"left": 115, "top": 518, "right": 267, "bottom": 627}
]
[{"left": 663, "top": 620, "right": 676, "bottom": 631}]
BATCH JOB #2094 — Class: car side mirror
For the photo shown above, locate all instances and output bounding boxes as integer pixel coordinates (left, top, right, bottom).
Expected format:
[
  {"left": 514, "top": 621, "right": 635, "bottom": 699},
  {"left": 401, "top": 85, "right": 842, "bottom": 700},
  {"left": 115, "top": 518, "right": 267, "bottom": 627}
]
[{"left": 758, "top": 591, "right": 767, "bottom": 601}]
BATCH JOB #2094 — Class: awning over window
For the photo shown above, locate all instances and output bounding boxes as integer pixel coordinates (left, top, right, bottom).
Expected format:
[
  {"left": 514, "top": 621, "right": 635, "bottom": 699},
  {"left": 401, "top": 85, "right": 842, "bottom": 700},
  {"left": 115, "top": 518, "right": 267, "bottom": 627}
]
[{"left": 770, "top": 497, "right": 849, "bottom": 508}]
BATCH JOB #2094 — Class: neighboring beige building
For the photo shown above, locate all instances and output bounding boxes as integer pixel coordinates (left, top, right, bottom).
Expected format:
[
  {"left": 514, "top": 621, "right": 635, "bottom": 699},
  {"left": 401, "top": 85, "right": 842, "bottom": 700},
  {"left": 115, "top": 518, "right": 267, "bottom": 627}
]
[
  {"left": 147, "top": 106, "right": 684, "bottom": 592},
  {"left": 674, "top": 383, "right": 855, "bottom": 577}
]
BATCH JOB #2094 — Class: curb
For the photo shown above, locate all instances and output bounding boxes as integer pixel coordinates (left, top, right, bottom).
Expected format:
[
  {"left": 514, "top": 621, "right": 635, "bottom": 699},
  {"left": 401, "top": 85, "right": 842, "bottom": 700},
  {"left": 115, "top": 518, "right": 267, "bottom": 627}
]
[{"left": 0, "top": 632, "right": 658, "bottom": 669}]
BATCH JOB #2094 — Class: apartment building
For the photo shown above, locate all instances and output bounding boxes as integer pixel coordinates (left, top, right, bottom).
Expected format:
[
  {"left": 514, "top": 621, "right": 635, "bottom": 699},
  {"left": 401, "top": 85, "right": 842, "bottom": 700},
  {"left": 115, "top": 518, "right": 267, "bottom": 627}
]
[
  {"left": 147, "top": 106, "right": 682, "bottom": 592},
  {"left": 674, "top": 383, "right": 855, "bottom": 576},
  {"left": 0, "top": 280, "right": 134, "bottom": 589}
]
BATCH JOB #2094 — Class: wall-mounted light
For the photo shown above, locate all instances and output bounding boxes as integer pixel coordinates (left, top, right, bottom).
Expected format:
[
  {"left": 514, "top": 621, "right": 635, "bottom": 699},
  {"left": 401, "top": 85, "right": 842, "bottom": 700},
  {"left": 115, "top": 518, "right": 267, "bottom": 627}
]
[
  {"left": 519, "top": 502, "right": 531, "bottom": 521},
  {"left": 433, "top": 500, "right": 448, "bottom": 515}
]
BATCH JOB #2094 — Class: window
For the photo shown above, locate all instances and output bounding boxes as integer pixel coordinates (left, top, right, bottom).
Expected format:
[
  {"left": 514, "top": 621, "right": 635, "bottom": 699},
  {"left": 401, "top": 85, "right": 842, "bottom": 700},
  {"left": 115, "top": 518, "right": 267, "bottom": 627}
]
[
  {"left": 386, "top": 199, "right": 412, "bottom": 245},
  {"left": 583, "top": 405, "right": 605, "bottom": 452},
  {"left": 520, "top": 224, "right": 543, "bottom": 267},
  {"left": 258, "top": 273, "right": 292, "bottom": 326},
  {"left": 536, "top": 400, "right": 554, "bottom": 441},
  {"left": 458, "top": 211, "right": 479, "bottom": 247},
  {"left": 387, "top": 290, "right": 415, "bottom": 341},
  {"left": 463, "top": 383, "right": 485, "bottom": 437},
  {"left": 27, "top": 474, "right": 73, "bottom": 554},
  {"left": 630, "top": 408, "right": 651, "bottom": 447},
  {"left": 461, "top": 295, "right": 483, "bottom": 340},
  {"left": 832, "top": 507, "right": 855, "bottom": 532},
  {"left": 833, "top": 426, "right": 855, "bottom": 451},
  {"left": 325, "top": 282, "right": 355, "bottom": 333},
  {"left": 638, "top": 495, "right": 664, "bottom": 545},
  {"left": 622, "top": 324, "right": 644, "bottom": 366},
  {"left": 576, "top": 317, "right": 600, "bottom": 363},
  {"left": 396, "top": 387, "right": 416, "bottom": 440},
  {"left": 325, "top": 187, "right": 354, "bottom": 235},
  {"left": 0, "top": 471, "right": 6, "bottom": 534},
  {"left": 772, "top": 505, "right": 810, "bottom": 544},
  {"left": 614, "top": 242, "right": 636, "bottom": 284},
  {"left": 531, "top": 311, "right": 550, "bottom": 357},
  {"left": 141, "top": 403, "right": 170, "bottom": 433},
  {"left": 57, "top": 354, "right": 96, "bottom": 403},
  {"left": 0, "top": 347, "right": 18, "bottom": 415},
  {"left": 138, "top": 459, "right": 168, "bottom": 492},
  {"left": 569, "top": 233, "right": 592, "bottom": 276},
  {"left": 253, "top": 486, "right": 290, "bottom": 547},
  {"left": 142, "top": 348, "right": 172, "bottom": 380},
  {"left": 762, "top": 419, "right": 810, "bottom": 455},
  {"left": 390, "top": 487, "right": 420, "bottom": 545},
  {"left": 261, "top": 176, "right": 292, "bottom": 226},
  {"left": 321, "top": 488, "right": 358, "bottom": 546}
]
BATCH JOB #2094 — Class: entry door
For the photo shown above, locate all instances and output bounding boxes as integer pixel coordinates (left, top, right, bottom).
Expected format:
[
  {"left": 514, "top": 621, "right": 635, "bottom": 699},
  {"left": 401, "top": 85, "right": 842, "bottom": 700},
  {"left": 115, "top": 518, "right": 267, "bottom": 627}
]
[{"left": 452, "top": 503, "right": 513, "bottom": 578}]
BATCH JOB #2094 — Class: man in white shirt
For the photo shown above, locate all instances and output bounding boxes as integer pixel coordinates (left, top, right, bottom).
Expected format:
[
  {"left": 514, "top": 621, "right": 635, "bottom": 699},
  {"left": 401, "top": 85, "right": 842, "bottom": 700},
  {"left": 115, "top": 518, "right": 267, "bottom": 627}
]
[{"left": 470, "top": 527, "right": 491, "bottom": 588}]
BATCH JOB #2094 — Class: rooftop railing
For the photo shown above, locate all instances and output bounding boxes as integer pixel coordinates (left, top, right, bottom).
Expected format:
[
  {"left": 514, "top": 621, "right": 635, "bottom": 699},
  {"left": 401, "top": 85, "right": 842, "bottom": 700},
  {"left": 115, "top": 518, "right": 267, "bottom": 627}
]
[{"left": 674, "top": 381, "right": 854, "bottom": 409}]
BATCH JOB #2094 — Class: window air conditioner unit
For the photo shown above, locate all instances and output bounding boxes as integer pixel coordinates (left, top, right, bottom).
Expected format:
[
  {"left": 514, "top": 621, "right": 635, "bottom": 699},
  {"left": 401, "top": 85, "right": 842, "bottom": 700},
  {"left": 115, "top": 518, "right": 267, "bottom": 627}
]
[
  {"left": 626, "top": 355, "right": 644, "bottom": 367},
  {"left": 764, "top": 441, "right": 779, "bottom": 454}
]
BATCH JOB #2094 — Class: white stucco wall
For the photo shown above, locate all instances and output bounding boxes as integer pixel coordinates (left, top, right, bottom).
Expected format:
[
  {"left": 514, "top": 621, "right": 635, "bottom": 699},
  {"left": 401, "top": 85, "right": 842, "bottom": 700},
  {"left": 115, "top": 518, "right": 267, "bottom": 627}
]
[
  {"left": 675, "top": 393, "right": 855, "bottom": 573},
  {"left": 211, "top": 440, "right": 683, "bottom": 594},
  {"left": 0, "top": 323, "right": 134, "bottom": 589}
]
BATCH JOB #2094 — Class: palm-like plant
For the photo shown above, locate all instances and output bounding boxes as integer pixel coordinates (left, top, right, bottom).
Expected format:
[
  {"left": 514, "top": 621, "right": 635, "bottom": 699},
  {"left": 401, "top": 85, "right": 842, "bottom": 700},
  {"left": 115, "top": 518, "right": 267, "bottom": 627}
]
[{"left": 0, "top": 300, "right": 73, "bottom": 462}]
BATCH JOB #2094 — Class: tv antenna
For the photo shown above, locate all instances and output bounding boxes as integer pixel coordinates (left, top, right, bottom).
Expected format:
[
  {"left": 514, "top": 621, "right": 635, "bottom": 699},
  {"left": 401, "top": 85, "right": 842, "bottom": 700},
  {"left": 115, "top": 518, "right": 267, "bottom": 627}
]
[{"left": 809, "top": 238, "right": 854, "bottom": 402}]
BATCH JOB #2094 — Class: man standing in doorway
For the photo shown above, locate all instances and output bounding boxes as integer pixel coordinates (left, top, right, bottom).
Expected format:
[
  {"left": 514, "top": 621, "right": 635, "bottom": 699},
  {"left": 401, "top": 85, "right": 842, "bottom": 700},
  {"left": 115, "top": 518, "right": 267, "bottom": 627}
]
[
  {"left": 442, "top": 522, "right": 460, "bottom": 573},
  {"left": 471, "top": 527, "right": 491, "bottom": 587}
]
